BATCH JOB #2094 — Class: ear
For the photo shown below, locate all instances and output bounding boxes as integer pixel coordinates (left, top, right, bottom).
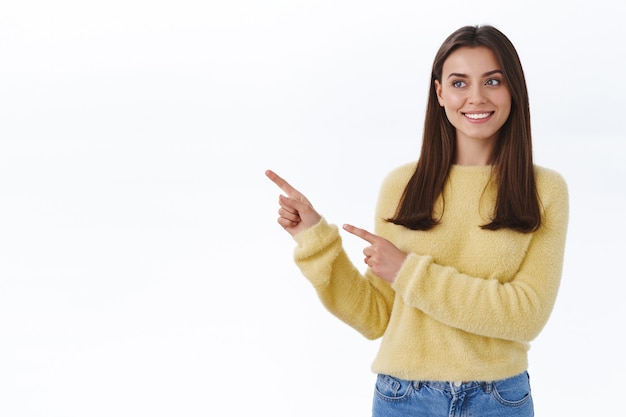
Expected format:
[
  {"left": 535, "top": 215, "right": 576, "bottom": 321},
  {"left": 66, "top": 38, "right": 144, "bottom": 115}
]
[{"left": 434, "top": 80, "right": 444, "bottom": 107}]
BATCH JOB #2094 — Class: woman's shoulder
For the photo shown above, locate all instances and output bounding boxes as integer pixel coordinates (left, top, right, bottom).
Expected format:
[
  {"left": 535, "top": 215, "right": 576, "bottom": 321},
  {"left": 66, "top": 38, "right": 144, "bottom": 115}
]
[
  {"left": 534, "top": 165, "right": 569, "bottom": 204},
  {"left": 534, "top": 165, "right": 567, "bottom": 188},
  {"left": 381, "top": 161, "right": 418, "bottom": 186},
  {"left": 374, "top": 161, "right": 417, "bottom": 211}
]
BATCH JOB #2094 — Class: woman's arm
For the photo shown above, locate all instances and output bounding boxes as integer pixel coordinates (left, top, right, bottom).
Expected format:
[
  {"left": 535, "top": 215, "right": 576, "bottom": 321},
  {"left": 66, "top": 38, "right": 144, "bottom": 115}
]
[
  {"left": 391, "top": 171, "right": 569, "bottom": 342},
  {"left": 266, "top": 169, "right": 395, "bottom": 340}
]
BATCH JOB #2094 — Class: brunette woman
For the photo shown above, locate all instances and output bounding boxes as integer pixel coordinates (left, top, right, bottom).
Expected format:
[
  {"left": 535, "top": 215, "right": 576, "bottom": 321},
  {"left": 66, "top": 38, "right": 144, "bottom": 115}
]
[{"left": 266, "top": 25, "right": 568, "bottom": 416}]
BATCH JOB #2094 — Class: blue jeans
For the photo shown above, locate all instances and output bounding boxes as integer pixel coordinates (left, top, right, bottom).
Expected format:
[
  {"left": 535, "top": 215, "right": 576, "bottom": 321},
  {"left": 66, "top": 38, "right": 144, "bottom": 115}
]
[{"left": 372, "top": 371, "right": 533, "bottom": 417}]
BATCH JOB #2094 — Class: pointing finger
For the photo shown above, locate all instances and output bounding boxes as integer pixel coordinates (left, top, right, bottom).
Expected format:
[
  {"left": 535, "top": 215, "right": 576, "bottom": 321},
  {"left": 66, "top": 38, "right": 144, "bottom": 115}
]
[
  {"left": 342, "top": 224, "right": 379, "bottom": 244},
  {"left": 265, "top": 170, "right": 307, "bottom": 201}
]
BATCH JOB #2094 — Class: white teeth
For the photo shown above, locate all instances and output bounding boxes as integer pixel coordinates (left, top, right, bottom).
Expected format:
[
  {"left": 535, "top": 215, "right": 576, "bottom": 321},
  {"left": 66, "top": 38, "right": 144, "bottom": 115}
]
[{"left": 465, "top": 112, "right": 491, "bottom": 119}]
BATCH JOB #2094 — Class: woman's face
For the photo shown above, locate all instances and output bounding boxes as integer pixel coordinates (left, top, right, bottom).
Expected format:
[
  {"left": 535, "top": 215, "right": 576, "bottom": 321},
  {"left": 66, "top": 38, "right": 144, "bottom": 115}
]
[{"left": 435, "top": 46, "right": 512, "bottom": 149}]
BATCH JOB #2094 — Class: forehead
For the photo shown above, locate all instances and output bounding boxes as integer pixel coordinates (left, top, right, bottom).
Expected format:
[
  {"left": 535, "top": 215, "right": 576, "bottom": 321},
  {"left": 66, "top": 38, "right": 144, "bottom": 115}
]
[{"left": 442, "top": 46, "right": 501, "bottom": 75}]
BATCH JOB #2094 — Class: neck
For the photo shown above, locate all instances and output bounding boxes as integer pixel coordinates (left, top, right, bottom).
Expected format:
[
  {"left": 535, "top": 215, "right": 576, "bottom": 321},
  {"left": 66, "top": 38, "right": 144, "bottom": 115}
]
[{"left": 454, "top": 137, "right": 495, "bottom": 166}]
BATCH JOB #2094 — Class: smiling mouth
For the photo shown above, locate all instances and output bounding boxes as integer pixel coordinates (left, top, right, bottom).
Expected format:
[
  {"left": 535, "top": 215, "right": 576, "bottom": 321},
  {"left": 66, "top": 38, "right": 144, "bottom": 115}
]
[{"left": 463, "top": 112, "right": 494, "bottom": 120}]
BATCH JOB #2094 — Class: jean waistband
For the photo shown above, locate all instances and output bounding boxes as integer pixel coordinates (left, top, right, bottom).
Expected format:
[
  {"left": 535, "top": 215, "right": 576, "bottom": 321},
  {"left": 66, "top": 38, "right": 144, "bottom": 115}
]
[
  {"left": 409, "top": 371, "right": 529, "bottom": 393},
  {"left": 413, "top": 380, "right": 491, "bottom": 393}
]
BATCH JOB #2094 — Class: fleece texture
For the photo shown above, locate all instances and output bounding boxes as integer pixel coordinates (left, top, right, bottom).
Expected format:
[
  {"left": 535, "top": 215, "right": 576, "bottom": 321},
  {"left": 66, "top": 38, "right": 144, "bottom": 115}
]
[{"left": 292, "top": 163, "right": 569, "bottom": 382}]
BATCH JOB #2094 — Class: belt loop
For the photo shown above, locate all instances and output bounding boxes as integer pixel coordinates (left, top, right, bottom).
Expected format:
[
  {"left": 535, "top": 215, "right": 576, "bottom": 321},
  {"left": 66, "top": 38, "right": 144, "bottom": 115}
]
[
  {"left": 413, "top": 381, "right": 422, "bottom": 391},
  {"left": 482, "top": 382, "right": 492, "bottom": 393}
]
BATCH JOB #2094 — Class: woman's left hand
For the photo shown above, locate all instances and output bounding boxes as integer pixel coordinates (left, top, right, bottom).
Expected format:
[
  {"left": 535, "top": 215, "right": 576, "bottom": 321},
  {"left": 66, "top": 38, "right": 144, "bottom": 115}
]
[{"left": 343, "top": 224, "right": 407, "bottom": 283}]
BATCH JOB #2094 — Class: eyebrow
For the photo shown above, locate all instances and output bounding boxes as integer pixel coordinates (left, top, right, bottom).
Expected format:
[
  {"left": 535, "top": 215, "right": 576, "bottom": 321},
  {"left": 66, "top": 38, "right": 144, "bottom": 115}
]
[{"left": 446, "top": 69, "right": 504, "bottom": 79}]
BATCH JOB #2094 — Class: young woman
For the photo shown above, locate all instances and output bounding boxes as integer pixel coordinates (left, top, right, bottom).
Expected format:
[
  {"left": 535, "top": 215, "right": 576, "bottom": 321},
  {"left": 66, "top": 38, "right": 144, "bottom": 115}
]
[{"left": 266, "top": 25, "right": 568, "bottom": 417}]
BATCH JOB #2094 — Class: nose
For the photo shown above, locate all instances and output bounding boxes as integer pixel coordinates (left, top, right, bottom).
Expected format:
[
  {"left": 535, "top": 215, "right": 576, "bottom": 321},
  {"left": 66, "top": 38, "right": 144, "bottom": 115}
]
[{"left": 467, "top": 85, "right": 486, "bottom": 105}]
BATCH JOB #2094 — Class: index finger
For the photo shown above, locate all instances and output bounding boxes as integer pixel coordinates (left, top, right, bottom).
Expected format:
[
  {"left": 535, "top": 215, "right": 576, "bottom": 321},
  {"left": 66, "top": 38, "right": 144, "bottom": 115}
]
[
  {"left": 265, "top": 169, "right": 303, "bottom": 199},
  {"left": 342, "top": 224, "right": 379, "bottom": 244}
]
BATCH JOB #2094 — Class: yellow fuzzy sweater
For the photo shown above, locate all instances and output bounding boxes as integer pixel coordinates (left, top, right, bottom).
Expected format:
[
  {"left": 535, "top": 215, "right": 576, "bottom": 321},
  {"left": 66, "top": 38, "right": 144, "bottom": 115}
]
[{"left": 292, "top": 163, "right": 569, "bottom": 382}]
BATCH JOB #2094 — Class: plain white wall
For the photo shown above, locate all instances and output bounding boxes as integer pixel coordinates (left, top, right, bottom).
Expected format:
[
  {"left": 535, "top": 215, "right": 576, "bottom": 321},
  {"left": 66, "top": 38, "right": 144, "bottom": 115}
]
[{"left": 1, "top": 1, "right": 624, "bottom": 415}]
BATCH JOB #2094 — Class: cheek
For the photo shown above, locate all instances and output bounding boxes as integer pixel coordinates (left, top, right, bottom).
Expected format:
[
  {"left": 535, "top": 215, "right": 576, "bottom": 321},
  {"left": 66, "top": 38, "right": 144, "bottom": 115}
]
[
  {"left": 502, "top": 105, "right": 512, "bottom": 121},
  {"left": 495, "top": 91, "right": 512, "bottom": 112},
  {"left": 441, "top": 92, "right": 463, "bottom": 110},
  {"left": 442, "top": 105, "right": 462, "bottom": 128},
  {"left": 499, "top": 97, "right": 512, "bottom": 120}
]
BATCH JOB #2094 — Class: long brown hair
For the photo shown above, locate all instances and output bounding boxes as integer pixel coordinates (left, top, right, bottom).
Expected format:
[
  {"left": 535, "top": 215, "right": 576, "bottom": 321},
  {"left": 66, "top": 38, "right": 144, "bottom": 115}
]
[{"left": 388, "top": 25, "right": 541, "bottom": 233}]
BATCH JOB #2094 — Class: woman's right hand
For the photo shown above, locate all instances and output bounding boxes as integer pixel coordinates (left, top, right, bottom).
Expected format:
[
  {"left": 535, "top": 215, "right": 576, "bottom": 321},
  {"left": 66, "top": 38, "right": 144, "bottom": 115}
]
[{"left": 265, "top": 170, "right": 322, "bottom": 237}]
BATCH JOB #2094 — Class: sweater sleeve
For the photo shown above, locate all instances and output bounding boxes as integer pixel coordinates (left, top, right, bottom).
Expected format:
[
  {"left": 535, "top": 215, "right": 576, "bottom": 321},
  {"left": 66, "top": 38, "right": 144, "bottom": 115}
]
[
  {"left": 391, "top": 170, "right": 569, "bottom": 342},
  {"left": 292, "top": 218, "right": 395, "bottom": 340}
]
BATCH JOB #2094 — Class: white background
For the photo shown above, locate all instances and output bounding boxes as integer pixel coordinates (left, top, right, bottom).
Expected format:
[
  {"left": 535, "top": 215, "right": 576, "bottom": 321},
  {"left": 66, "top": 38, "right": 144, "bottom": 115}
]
[{"left": 1, "top": 0, "right": 624, "bottom": 415}]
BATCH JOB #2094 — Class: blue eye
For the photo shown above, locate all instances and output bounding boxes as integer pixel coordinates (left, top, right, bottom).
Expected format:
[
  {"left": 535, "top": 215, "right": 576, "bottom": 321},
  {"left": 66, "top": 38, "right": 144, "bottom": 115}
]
[
  {"left": 485, "top": 78, "right": 501, "bottom": 86},
  {"left": 452, "top": 80, "right": 466, "bottom": 88}
]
